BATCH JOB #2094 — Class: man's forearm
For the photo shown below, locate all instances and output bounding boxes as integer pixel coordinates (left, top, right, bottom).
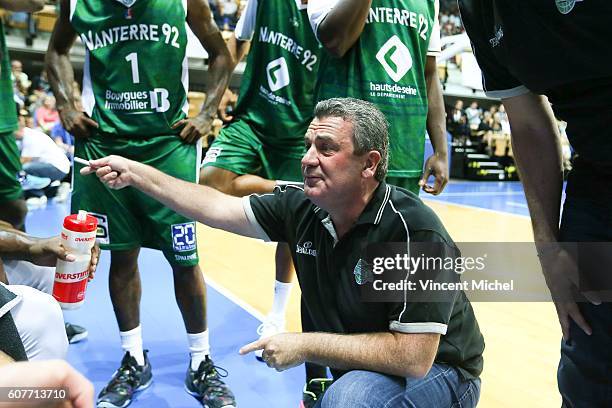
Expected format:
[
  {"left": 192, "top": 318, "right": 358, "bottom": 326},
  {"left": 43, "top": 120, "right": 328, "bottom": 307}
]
[
  {"left": 425, "top": 57, "right": 447, "bottom": 156},
  {"left": 317, "top": 0, "right": 372, "bottom": 57},
  {"left": 301, "top": 331, "right": 437, "bottom": 378},
  {"left": 127, "top": 162, "right": 256, "bottom": 238},
  {"left": 46, "top": 1, "right": 78, "bottom": 112},
  {"left": 0, "top": 0, "right": 44, "bottom": 12},
  {"left": 200, "top": 49, "right": 233, "bottom": 118},
  {"left": 226, "top": 35, "right": 250, "bottom": 69},
  {"left": 0, "top": 230, "right": 37, "bottom": 261},
  {"left": 504, "top": 94, "right": 563, "bottom": 243},
  {"left": 46, "top": 51, "right": 77, "bottom": 112}
]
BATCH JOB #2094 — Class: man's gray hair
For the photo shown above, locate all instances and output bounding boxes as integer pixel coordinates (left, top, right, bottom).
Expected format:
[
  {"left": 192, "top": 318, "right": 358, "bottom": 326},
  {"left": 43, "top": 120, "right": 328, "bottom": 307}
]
[{"left": 314, "top": 98, "right": 389, "bottom": 181}]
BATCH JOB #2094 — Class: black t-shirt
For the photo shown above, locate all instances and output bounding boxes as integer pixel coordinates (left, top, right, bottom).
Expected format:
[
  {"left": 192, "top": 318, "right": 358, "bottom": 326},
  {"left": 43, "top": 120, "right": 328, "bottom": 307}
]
[
  {"left": 459, "top": 0, "right": 612, "bottom": 164},
  {"left": 244, "top": 183, "right": 485, "bottom": 379}
]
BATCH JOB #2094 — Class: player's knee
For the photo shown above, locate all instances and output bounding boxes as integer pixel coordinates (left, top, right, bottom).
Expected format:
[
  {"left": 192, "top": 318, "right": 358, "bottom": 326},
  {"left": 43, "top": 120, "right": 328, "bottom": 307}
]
[
  {"left": 10, "top": 285, "right": 68, "bottom": 360},
  {"left": 110, "top": 249, "right": 140, "bottom": 273},
  {"left": 199, "top": 167, "right": 236, "bottom": 194},
  {"left": 319, "top": 372, "right": 381, "bottom": 408}
]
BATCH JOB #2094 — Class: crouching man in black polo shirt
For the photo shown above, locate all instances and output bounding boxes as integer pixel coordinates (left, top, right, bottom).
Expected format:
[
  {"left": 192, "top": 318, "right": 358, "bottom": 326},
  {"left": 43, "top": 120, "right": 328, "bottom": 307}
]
[{"left": 82, "top": 97, "right": 485, "bottom": 407}]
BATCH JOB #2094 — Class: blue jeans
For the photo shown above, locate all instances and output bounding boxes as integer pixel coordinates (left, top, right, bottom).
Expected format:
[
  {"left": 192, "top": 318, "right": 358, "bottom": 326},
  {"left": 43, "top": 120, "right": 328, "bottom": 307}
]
[
  {"left": 314, "top": 364, "right": 480, "bottom": 408},
  {"left": 557, "top": 166, "right": 612, "bottom": 408},
  {"left": 22, "top": 162, "right": 67, "bottom": 182}
]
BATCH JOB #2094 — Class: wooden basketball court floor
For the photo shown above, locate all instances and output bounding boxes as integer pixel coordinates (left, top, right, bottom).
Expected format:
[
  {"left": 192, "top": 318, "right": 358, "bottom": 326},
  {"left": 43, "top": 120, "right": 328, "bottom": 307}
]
[{"left": 27, "top": 179, "right": 561, "bottom": 407}]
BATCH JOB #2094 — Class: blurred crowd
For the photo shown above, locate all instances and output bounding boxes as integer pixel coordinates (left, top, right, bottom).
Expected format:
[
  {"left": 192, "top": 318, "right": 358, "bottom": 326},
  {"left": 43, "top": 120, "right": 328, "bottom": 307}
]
[
  {"left": 9, "top": 59, "right": 74, "bottom": 208},
  {"left": 447, "top": 99, "right": 572, "bottom": 171},
  {"left": 440, "top": 0, "right": 464, "bottom": 37}
]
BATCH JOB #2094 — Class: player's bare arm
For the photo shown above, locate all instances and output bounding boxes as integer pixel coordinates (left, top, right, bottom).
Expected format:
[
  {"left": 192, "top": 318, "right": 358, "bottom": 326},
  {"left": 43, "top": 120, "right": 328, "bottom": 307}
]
[
  {"left": 314, "top": 0, "right": 372, "bottom": 57},
  {"left": 504, "top": 92, "right": 599, "bottom": 340},
  {"left": 216, "top": 34, "right": 250, "bottom": 121},
  {"left": 46, "top": 0, "right": 99, "bottom": 139},
  {"left": 82, "top": 156, "right": 260, "bottom": 239},
  {"left": 0, "top": 221, "right": 99, "bottom": 280},
  {"left": 0, "top": 0, "right": 44, "bottom": 12},
  {"left": 172, "top": 0, "right": 233, "bottom": 143},
  {"left": 240, "top": 331, "right": 439, "bottom": 378},
  {"left": 420, "top": 55, "right": 448, "bottom": 195}
]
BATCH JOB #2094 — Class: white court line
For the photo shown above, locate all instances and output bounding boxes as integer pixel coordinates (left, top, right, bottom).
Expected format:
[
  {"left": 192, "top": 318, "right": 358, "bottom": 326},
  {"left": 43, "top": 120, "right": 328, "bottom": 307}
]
[
  {"left": 433, "top": 191, "right": 525, "bottom": 197},
  {"left": 205, "top": 275, "right": 265, "bottom": 322},
  {"left": 422, "top": 198, "right": 531, "bottom": 218}
]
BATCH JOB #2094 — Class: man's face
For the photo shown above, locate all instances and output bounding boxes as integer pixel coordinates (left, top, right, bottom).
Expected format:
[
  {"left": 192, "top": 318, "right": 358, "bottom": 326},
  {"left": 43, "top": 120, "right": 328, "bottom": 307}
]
[
  {"left": 11, "top": 61, "right": 22, "bottom": 73},
  {"left": 301, "top": 116, "right": 366, "bottom": 207}
]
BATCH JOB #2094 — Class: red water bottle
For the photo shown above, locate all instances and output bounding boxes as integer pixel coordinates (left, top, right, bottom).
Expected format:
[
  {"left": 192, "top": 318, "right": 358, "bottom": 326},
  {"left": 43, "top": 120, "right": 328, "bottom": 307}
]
[{"left": 52, "top": 210, "right": 98, "bottom": 309}]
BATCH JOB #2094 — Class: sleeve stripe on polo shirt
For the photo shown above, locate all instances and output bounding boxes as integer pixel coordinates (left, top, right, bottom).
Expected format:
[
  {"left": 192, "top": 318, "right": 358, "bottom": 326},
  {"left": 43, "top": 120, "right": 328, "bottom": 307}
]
[
  {"left": 389, "top": 321, "right": 448, "bottom": 335},
  {"left": 241, "top": 196, "right": 272, "bottom": 242},
  {"left": 387, "top": 199, "right": 412, "bottom": 324},
  {"left": 484, "top": 84, "right": 530, "bottom": 99}
]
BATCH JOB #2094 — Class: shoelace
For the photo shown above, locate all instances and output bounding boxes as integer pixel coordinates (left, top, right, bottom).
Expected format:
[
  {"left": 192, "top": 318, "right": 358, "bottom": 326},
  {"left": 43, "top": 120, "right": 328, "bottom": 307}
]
[
  {"left": 107, "top": 364, "right": 141, "bottom": 394},
  {"left": 197, "top": 363, "right": 232, "bottom": 399}
]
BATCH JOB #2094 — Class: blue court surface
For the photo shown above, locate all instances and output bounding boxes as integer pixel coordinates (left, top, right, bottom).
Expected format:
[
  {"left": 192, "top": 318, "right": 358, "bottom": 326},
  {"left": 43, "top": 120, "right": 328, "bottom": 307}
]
[
  {"left": 27, "top": 202, "right": 304, "bottom": 408},
  {"left": 25, "top": 178, "right": 535, "bottom": 407}
]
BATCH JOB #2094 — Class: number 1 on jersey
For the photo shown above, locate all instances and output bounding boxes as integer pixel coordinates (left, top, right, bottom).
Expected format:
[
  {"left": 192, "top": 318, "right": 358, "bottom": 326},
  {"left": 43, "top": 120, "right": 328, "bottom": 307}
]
[{"left": 125, "top": 52, "right": 140, "bottom": 84}]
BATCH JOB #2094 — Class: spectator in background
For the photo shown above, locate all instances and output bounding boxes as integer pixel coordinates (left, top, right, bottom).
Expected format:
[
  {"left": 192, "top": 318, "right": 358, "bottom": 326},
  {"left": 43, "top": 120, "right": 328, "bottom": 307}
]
[
  {"left": 51, "top": 121, "right": 74, "bottom": 158},
  {"left": 216, "top": 0, "right": 241, "bottom": 32},
  {"left": 10, "top": 60, "right": 30, "bottom": 96},
  {"left": 449, "top": 99, "right": 469, "bottom": 140},
  {"left": 34, "top": 95, "right": 59, "bottom": 133},
  {"left": 465, "top": 101, "right": 482, "bottom": 131},
  {"left": 495, "top": 104, "right": 511, "bottom": 136},
  {"left": 14, "top": 115, "right": 70, "bottom": 205},
  {"left": 30, "top": 69, "right": 50, "bottom": 94}
]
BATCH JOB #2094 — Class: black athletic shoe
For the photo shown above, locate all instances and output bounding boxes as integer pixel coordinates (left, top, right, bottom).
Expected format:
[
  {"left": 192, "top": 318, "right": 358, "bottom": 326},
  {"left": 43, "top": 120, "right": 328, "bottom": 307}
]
[
  {"left": 185, "top": 356, "right": 236, "bottom": 408},
  {"left": 300, "top": 378, "right": 333, "bottom": 408},
  {"left": 65, "top": 323, "right": 88, "bottom": 344},
  {"left": 97, "top": 351, "right": 153, "bottom": 408}
]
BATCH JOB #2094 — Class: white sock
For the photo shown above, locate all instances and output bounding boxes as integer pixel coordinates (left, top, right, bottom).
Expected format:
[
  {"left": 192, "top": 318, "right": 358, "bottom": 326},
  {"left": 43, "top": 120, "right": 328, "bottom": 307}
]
[
  {"left": 270, "top": 280, "right": 292, "bottom": 321},
  {"left": 188, "top": 330, "right": 210, "bottom": 371},
  {"left": 120, "top": 325, "right": 145, "bottom": 366}
]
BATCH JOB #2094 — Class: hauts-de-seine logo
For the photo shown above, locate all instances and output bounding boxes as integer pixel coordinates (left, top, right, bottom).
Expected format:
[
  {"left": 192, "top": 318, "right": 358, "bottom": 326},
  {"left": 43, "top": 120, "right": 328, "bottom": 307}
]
[
  {"left": 376, "top": 35, "right": 412, "bottom": 83},
  {"left": 266, "top": 57, "right": 291, "bottom": 92},
  {"left": 555, "top": 0, "right": 583, "bottom": 14},
  {"left": 296, "top": 241, "right": 317, "bottom": 257}
]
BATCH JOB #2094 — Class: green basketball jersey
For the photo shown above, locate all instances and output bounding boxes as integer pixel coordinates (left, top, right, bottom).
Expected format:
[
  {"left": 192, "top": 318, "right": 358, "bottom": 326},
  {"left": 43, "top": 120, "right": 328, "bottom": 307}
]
[
  {"left": 233, "top": 0, "right": 322, "bottom": 147},
  {"left": 315, "top": 0, "right": 436, "bottom": 177},
  {"left": 70, "top": 0, "right": 189, "bottom": 137},
  {"left": 0, "top": 20, "right": 18, "bottom": 134}
]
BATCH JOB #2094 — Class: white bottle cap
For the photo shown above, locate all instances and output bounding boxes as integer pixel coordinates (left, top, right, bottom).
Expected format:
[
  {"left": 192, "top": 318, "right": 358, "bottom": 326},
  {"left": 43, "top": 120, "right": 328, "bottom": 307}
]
[{"left": 77, "top": 210, "right": 88, "bottom": 222}]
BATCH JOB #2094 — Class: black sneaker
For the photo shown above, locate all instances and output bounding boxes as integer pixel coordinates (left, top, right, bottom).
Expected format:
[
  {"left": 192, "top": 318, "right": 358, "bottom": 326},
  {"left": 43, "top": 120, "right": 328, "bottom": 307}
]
[
  {"left": 65, "top": 323, "right": 88, "bottom": 344},
  {"left": 97, "top": 351, "right": 153, "bottom": 408},
  {"left": 185, "top": 356, "right": 236, "bottom": 408},
  {"left": 300, "top": 378, "right": 333, "bottom": 408}
]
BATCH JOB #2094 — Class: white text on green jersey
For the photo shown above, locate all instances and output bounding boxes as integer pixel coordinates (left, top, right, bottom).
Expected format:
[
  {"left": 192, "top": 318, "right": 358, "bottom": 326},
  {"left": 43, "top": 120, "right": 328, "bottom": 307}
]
[
  {"left": 259, "top": 26, "right": 318, "bottom": 71},
  {"left": 367, "top": 7, "right": 430, "bottom": 40},
  {"left": 80, "top": 23, "right": 182, "bottom": 51}
]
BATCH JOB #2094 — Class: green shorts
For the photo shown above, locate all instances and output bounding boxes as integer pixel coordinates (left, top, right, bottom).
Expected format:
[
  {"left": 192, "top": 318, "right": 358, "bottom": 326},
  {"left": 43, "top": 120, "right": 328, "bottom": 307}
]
[
  {"left": 386, "top": 176, "right": 421, "bottom": 196},
  {"left": 202, "top": 119, "right": 304, "bottom": 182},
  {"left": 73, "top": 134, "right": 200, "bottom": 266},
  {"left": 0, "top": 131, "right": 23, "bottom": 203}
]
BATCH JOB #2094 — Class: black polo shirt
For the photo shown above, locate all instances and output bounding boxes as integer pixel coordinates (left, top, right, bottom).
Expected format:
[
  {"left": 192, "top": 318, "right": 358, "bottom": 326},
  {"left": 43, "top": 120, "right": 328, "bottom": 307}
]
[
  {"left": 459, "top": 0, "right": 612, "bottom": 165},
  {"left": 243, "top": 182, "right": 484, "bottom": 380}
]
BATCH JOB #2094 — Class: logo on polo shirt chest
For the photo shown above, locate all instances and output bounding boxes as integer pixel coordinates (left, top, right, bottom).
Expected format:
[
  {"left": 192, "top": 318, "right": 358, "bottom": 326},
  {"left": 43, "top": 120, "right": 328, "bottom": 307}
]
[
  {"left": 555, "top": 0, "right": 583, "bottom": 15},
  {"left": 296, "top": 241, "right": 317, "bottom": 257}
]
